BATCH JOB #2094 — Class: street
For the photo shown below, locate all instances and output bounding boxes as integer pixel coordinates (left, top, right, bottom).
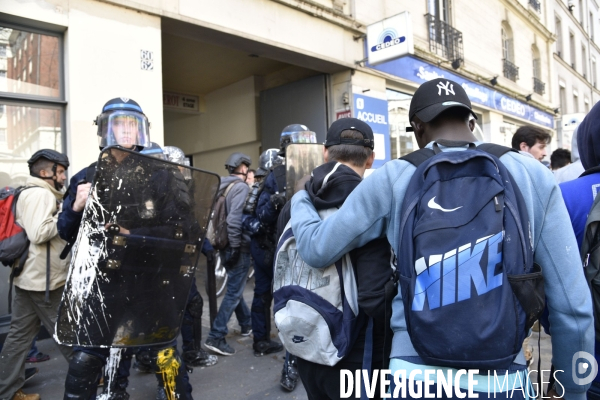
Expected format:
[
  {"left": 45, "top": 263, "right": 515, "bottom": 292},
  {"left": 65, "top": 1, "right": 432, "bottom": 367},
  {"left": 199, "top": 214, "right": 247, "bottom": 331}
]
[
  {"left": 18, "top": 258, "right": 554, "bottom": 399},
  {"left": 21, "top": 259, "right": 308, "bottom": 400}
]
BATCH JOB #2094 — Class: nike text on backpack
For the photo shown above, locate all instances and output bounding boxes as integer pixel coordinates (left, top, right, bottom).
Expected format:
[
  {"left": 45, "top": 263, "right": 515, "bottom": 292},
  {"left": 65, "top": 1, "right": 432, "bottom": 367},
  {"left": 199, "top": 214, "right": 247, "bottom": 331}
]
[
  {"left": 207, "top": 181, "right": 242, "bottom": 250},
  {"left": 272, "top": 209, "right": 361, "bottom": 367},
  {"left": 398, "top": 140, "right": 544, "bottom": 370}
]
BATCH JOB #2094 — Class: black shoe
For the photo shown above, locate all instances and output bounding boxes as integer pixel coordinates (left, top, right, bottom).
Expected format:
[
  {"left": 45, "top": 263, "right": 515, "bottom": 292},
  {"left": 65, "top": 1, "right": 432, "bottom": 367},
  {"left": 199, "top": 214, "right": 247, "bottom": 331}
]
[
  {"left": 24, "top": 367, "right": 38, "bottom": 382},
  {"left": 204, "top": 337, "right": 235, "bottom": 356},
  {"left": 240, "top": 325, "right": 253, "bottom": 336},
  {"left": 183, "top": 349, "right": 218, "bottom": 367},
  {"left": 253, "top": 340, "right": 284, "bottom": 357},
  {"left": 280, "top": 361, "right": 298, "bottom": 392}
]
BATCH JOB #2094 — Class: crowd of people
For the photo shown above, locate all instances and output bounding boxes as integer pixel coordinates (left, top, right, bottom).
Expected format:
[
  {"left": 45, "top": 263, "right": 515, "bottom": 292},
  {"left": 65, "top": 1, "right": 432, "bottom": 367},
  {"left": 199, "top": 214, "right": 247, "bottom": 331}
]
[{"left": 0, "top": 76, "right": 598, "bottom": 400}]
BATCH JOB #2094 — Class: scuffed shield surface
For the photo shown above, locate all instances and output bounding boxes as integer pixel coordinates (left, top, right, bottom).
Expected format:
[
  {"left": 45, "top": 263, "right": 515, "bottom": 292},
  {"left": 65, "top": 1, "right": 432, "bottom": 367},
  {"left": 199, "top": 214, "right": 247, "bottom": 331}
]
[
  {"left": 56, "top": 147, "right": 219, "bottom": 347},
  {"left": 285, "top": 144, "right": 324, "bottom": 200}
]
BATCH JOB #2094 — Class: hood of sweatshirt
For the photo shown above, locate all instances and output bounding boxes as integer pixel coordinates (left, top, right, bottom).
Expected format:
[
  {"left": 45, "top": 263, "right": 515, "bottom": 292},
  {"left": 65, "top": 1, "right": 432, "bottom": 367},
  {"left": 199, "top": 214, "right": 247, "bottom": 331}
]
[{"left": 305, "top": 161, "right": 362, "bottom": 211}]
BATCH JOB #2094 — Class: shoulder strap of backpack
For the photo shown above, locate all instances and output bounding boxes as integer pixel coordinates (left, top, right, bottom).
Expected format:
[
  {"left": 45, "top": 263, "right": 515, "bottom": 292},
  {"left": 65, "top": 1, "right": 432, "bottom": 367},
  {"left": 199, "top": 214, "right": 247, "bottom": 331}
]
[
  {"left": 399, "top": 148, "right": 435, "bottom": 167},
  {"left": 223, "top": 180, "right": 242, "bottom": 198},
  {"left": 476, "top": 143, "right": 518, "bottom": 158}
]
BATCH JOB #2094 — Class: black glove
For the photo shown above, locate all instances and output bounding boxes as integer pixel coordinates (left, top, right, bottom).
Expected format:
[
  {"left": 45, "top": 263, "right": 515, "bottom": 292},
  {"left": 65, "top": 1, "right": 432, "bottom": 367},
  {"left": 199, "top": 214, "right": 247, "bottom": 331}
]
[
  {"left": 205, "top": 250, "right": 215, "bottom": 266},
  {"left": 270, "top": 193, "right": 286, "bottom": 210},
  {"left": 223, "top": 247, "right": 240, "bottom": 269}
]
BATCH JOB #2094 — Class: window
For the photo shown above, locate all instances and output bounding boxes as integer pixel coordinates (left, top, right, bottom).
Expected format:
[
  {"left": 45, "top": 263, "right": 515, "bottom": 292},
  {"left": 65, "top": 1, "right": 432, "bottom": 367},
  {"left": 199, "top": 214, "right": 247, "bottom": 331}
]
[
  {"left": 559, "top": 85, "right": 567, "bottom": 113},
  {"left": 426, "top": 0, "right": 463, "bottom": 63},
  {"left": 580, "top": 0, "right": 585, "bottom": 25},
  {"left": 0, "top": 22, "right": 65, "bottom": 197},
  {"left": 428, "top": 0, "right": 452, "bottom": 24},
  {"left": 573, "top": 91, "right": 579, "bottom": 113},
  {"left": 556, "top": 17, "right": 563, "bottom": 57},
  {"left": 532, "top": 45, "right": 544, "bottom": 94},
  {"left": 570, "top": 31, "right": 576, "bottom": 70},
  {"left": 593, "top": 58, "right": 597, "bottom": 87},
  {"left": 387, "top": 89, "right": 415, "bottom": 159},
  {"left": 591, "top": 12, "right": 595, "bottom": 40},
  {"left": 582, "top": 45, "right": 588, "bottom": 78},
  {"left": 502, "top": 22, "right": 518, "bottom": 81}
]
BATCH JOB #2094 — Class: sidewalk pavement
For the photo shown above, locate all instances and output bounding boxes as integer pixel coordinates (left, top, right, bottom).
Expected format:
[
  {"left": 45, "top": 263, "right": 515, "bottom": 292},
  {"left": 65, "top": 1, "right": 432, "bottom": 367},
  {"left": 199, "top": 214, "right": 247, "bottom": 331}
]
[{"left": 19, "top": 260, "right": 308, "bottom": 400}]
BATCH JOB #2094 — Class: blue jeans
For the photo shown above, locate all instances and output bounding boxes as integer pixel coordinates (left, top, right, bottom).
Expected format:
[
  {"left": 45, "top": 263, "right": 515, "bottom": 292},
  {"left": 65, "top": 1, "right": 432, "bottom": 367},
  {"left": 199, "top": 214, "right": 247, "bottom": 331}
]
[{"left": 208, "top": 248, "right": 252, "bottom": 339}]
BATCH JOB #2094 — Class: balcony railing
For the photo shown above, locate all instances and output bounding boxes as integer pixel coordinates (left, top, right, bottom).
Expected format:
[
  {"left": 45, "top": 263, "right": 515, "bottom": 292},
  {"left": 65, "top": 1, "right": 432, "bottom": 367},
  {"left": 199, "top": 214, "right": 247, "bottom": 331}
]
[
  {"left": 533, "top": 77, "right": 545, "bottom": 95},
  {"left": 528, "top": 0, "right": 541, "bottom": 13},
  {"left": 503, "top": 59, "right": 519, "bottom": 81},
  {"left": 425, "top": 14, "right": 464, "bottom": 65}
]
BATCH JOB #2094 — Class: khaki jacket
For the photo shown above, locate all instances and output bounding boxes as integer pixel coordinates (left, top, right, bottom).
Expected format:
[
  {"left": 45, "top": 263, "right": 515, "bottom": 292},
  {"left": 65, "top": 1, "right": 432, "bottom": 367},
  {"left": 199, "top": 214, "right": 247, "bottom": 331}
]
[{"left": 13, "top": 176, "right": 70, "bottom": 291}]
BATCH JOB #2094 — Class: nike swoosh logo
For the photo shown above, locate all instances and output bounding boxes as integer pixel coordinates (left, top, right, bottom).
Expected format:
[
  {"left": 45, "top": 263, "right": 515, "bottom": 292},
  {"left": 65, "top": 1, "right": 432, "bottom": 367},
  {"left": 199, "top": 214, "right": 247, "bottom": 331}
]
[{"left": 427, "top": 196, "right": 462, "bottom": 212}]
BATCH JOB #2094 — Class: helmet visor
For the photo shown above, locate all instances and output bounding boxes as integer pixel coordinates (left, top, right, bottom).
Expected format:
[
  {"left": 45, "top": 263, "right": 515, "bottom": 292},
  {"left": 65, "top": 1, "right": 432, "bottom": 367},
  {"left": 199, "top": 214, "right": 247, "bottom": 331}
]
[
  {"left": 97, "top": 111, "right": 150, "bottom": 149},
  {"left": 289, "top": 130, "right": 317, "bottom": 144}
]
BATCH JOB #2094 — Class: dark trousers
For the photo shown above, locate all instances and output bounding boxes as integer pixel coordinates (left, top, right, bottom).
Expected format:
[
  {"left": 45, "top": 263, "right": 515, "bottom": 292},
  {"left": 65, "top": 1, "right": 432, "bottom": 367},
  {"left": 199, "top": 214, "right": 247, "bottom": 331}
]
[
  {"left": 250, "top": 240, "right": 273, "bottom": 342},
  {"left": 297, "top": 357, "right": 385, "bottom": 400}
]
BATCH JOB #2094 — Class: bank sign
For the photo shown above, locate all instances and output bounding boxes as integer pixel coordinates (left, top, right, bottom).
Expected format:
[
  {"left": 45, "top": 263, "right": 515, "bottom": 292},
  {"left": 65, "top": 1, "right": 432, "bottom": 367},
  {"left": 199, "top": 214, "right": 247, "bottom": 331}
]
[
  {"left": 367, "top": 12, "right": 414, "bottom": 65},
  {"left": 353, "top": 94, "right": 391, "bottom": 168},
  {"left": 368, "top": 56, "right": 554, "bottom": 129}
]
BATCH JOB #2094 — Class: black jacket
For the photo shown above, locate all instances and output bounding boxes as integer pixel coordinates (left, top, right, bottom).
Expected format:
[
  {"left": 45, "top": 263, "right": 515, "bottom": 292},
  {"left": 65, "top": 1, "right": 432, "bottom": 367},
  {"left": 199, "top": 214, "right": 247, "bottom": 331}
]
[{"left": 278, "top": 160, "right": 395, "bottom": 365}]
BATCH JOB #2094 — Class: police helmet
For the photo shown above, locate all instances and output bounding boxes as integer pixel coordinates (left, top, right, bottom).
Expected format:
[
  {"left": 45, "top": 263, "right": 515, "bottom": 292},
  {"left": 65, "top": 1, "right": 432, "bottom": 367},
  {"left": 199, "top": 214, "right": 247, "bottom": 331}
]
[
  {"left": 163, "top": 146, "right": 186, "bottom": 164},
  {"left": 27, "top": 149, "right": 70, "bottom": 170},
  {"left": 94, "top": 98, "right": 150, "bottom": 150},
  {"left": 225, "top": 152, "right": 252, "bottom": 174},
  {"left": 279, "top": 124, "right": 317, "bottom": 156},
  {"left": 259, "top": 148, "right": 283, "bottom": 171},
  {"left": 140, "top": 142, "right": 165, "bottom": 159}
]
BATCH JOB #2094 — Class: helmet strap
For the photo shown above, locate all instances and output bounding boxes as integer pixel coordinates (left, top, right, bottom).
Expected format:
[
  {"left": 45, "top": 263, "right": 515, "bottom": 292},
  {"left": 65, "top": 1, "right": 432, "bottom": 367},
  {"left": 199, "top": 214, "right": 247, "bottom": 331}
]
[{"left": 30, "top": 163, "right": 63, "bottom": 190}]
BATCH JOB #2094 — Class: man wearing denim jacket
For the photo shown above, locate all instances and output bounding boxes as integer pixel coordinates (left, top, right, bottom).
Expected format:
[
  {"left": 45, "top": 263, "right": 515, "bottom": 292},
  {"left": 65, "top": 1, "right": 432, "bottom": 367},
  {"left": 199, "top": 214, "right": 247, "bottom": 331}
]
[{"left": 290, "top": 78, "right": 593, "bottom": 399}]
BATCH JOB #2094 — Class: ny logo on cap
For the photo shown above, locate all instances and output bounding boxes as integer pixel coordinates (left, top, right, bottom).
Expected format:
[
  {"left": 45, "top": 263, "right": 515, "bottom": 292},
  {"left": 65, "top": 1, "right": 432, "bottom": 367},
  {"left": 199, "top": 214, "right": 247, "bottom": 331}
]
[{"left": 437, "top": 81, "right": 455, "bottom": 96}]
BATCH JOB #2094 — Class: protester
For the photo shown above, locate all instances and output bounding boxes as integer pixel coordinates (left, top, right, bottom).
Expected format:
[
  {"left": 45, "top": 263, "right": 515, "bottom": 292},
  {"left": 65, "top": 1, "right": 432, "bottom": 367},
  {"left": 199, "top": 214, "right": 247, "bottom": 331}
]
[
  {"left": 550, "top": 148, "right": 571, "bottom": 170},
  {"left": 511, "top": 125, "right": 552, "bottom": 161},
  {"left": 204, "top": 152, "right": 253, "bottom": 356},
  {"left": 555, "top": 127, "right": 586, "bottom": 183},
  {"left": 291, "top": 78, "right": 593, "bottom": 399},
  {"left": 0, "top": 149, "right": 72, "bottom": 400},
  {"left": 280, "top": 118, "right": 394, "bottom": 400},
  {"left": 559, "top": 100, "right": 600, "bottom": 399}
]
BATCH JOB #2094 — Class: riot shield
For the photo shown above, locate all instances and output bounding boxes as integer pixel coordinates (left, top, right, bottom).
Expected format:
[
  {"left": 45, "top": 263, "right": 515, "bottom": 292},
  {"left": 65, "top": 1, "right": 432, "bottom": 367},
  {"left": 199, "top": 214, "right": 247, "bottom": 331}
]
[
  {"left": 56, "top": 147, "right": 220, "bottom": 347},
  {"left": 285, "top": 143, "right": 324, "bottom": 200}
]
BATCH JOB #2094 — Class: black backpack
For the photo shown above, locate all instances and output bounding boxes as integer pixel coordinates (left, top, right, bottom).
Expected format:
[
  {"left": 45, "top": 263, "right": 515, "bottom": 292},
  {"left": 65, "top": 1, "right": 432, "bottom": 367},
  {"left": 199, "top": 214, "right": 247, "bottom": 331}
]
[{"left": 581, "top": 186, "right": 600, "bottom": 341}]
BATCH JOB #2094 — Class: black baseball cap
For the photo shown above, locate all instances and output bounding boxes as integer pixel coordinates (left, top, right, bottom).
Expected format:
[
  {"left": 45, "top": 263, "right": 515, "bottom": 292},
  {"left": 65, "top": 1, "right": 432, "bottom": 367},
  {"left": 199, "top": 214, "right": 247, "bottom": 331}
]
[
  {"left": 408, "top": 78, "right": 477, "bottom": 126},
  {"left": 324, "top": 118, "right": 375, "bottom": 149}
]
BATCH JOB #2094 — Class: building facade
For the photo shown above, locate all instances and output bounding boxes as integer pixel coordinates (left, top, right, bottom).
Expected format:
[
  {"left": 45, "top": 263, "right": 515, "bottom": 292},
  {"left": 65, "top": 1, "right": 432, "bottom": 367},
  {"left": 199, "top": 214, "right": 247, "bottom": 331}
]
[
  {"left": 552, "top": 0, "right": 600, "bottom": 150},
  {"left": 0, "top": 0, "right": 563, "bottom": 326}
]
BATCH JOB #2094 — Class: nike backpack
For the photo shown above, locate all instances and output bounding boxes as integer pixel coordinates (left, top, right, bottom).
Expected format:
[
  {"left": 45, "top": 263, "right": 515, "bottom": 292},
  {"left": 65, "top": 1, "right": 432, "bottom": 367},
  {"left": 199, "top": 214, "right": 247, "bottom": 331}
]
[
  {"left": 272, "top": 207, "right": 362, "bottom": 366},
  {"left": 398, "top": 140, "right": 544, "bottom": 370}
]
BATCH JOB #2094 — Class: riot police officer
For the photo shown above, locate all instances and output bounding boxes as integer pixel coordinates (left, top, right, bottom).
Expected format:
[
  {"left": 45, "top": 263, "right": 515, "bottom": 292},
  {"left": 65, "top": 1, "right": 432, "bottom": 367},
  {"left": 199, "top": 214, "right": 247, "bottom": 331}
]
[{"left": 58, "top": 98, "right": 193, "bottom": 400}]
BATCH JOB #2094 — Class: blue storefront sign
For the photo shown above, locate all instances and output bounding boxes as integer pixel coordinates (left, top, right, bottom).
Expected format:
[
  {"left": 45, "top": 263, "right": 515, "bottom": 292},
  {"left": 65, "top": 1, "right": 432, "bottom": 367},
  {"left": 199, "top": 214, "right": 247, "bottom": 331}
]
[
  {"left": 368, "top": 56, "right": 554, "bottom": 129},
  {"left": 353, "top": 93, "right": 391, "bottom": 168}
]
